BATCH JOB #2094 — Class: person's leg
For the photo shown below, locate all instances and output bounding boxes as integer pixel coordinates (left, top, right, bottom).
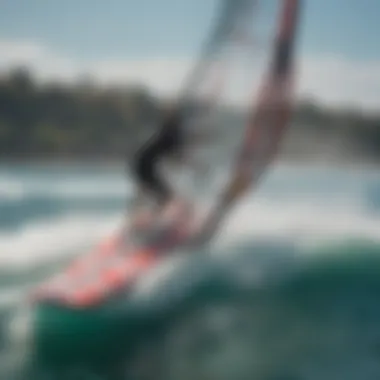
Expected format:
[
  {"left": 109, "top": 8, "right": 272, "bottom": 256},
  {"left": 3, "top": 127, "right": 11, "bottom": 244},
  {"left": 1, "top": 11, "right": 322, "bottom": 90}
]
[
  {"left": 150, "top": 170, "right": 173, "bottom": 218},
  {"left": 131, "top": 155, "right": 191, "bottom": 231},
  {"left": 153, "top": 170, "right": 195, "bottom": 228},
  {"left": 129, "top": 186, "right": 153, "bottom": 229},
  {"left": 129, "top": 157, "right": 157, "bottom": 230},
  {"left": 130, "top": 185, "right": 145, "bottom": 213}
]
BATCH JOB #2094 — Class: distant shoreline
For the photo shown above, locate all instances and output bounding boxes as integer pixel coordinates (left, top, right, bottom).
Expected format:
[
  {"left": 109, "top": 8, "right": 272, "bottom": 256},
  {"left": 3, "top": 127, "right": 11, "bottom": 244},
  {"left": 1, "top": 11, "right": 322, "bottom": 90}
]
[
  {"left": 1, "top": 156, "right": 378, "bottom": 172},
  {"left": 1, "top": 69, "right": 380, "bottom": 167}
]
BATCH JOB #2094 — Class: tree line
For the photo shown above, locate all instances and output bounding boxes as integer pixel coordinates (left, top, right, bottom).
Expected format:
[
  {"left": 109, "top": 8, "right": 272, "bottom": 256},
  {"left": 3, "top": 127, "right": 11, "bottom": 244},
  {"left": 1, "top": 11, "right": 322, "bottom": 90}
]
[
  {"left": 0, "top": 68, "right": 159, "bottom": 159},
  {"left": 0, "top": 68, "right": 379, "bottom": 160}
]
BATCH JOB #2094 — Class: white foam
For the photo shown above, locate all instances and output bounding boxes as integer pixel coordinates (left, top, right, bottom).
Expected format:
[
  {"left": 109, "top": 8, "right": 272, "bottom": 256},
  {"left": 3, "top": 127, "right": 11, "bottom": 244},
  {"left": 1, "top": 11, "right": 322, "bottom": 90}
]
[
  {"left": 219, "top": 194, "right": 380, "bottom": 250},
  {"left": 1, "top": 164, "right": 380, "bottom": 271},
  {"left": 41, "top": 180, "right": 130, "bottom": 200},
  {"left": 0, "top": 177, "right": 26, "bottom": 202},
  {"left": 0, "top": 175, "right": 131, "bottom": 201},
  {"left": 0, "top": 213, "right": 120, "bottom": 269},
  {"left": 0, "top": 288, "right": 24, "bottom": 307}
]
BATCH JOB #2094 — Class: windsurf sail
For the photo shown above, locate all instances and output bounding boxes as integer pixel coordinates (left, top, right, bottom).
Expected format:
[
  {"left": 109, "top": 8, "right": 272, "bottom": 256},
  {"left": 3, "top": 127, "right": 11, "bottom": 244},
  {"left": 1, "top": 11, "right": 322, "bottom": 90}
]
[
  {"left": 178, "top": 0, "right": 259, "bottom": 103},
  {"left": 172, "top": 0, "right": 303, "bottom": 245}
]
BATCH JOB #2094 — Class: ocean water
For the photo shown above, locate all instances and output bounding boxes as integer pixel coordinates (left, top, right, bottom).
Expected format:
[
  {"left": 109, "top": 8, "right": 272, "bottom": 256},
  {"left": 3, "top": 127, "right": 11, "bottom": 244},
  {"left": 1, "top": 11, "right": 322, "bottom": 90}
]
[{"left": 1, "top": 162, "right": 380, "bottom": 380}]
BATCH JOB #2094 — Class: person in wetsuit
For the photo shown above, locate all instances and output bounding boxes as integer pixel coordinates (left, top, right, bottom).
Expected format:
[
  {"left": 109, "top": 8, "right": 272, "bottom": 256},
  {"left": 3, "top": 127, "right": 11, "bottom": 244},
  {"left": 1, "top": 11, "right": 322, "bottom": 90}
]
[{"left": 131, "top": 108, "right": 185, "bottom": 220}]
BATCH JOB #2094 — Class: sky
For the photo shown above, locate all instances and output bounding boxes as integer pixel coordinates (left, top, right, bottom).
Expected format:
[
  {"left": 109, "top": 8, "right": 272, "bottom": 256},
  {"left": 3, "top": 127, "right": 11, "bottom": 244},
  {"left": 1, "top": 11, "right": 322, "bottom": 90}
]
[{"left": 0, "top": 0, "right": 379, "bottom": 110}]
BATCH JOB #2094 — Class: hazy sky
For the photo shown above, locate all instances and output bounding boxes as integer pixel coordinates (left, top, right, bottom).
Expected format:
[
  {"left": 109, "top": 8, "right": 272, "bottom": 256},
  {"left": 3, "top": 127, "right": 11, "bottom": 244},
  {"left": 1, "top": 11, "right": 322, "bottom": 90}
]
[{"left": 0, "top": 0, "right": 379, "bottom": 109}]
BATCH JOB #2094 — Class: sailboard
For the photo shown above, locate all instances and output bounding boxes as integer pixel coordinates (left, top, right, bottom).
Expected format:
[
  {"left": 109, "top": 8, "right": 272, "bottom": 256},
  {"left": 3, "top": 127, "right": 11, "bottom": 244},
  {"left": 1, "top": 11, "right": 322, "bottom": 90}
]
[{"left": 33, "top": 0, "right": 302, "bottom": 308}]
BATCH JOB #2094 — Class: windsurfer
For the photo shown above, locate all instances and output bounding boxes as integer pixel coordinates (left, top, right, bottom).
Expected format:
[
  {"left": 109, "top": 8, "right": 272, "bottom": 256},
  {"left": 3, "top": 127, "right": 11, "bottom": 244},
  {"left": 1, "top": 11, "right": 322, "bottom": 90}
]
[{"left": 129, "top": 106, "right": 190, "bottom": 229}]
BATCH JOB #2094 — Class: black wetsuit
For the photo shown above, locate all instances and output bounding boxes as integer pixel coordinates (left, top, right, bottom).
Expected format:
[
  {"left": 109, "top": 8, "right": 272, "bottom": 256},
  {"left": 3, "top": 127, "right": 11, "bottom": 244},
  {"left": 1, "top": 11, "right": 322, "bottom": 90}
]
[{"left": 132, "top": 113, "right": 184, "bottom": 206}]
